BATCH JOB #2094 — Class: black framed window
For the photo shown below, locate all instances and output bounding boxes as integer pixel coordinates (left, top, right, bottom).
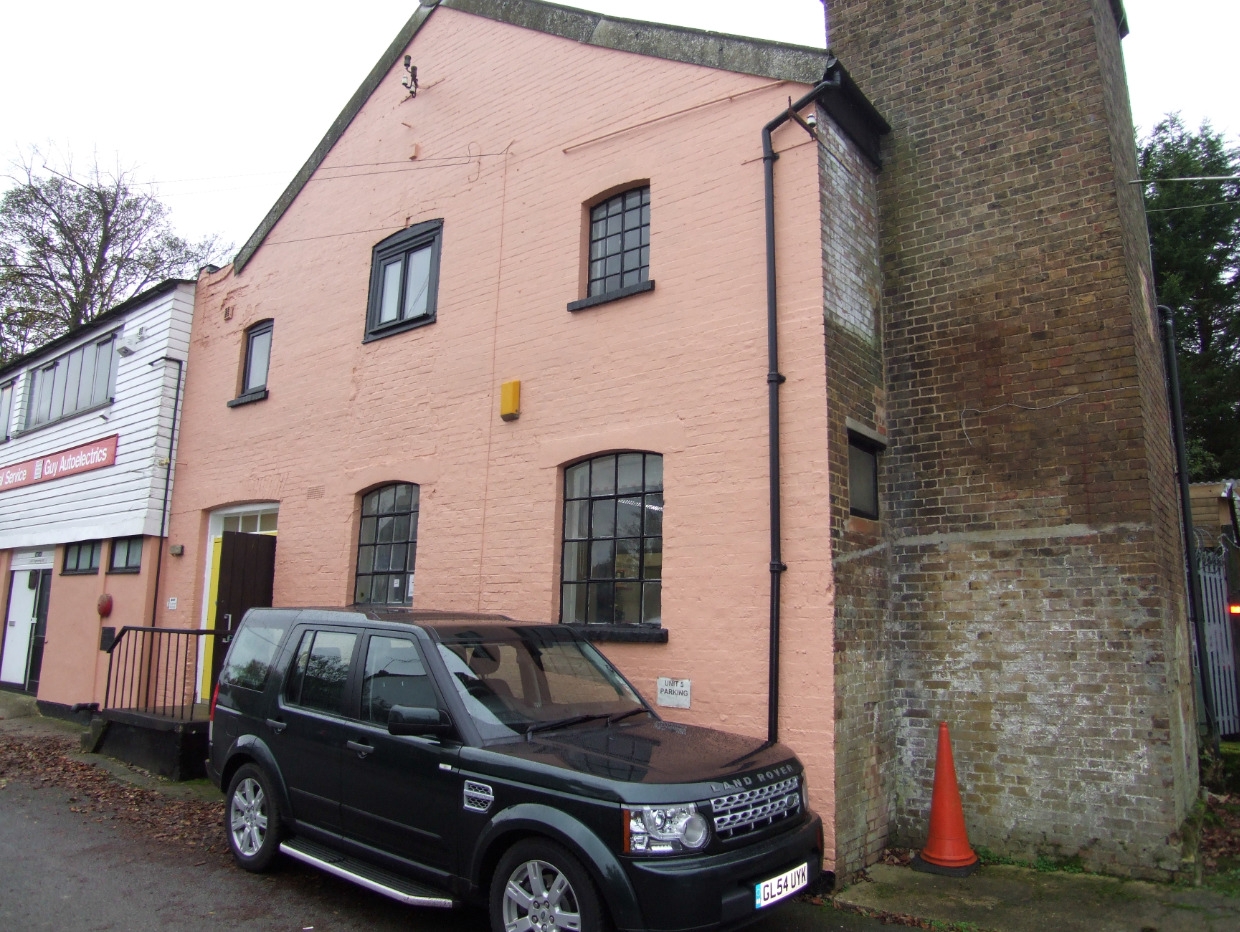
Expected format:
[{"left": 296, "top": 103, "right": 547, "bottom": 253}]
[
  {"left": 364, "top": 220, "right": 443, "bottom": 342},
  {"left": 848, "top": 434, "right": 881, "bottom": 520},
  {"left": 355, "top": 482, "right": 420, "bottom": 605},
  {"left": 0, "top": 380, "right": 12, "bottom": 440},
  {"left": 25, "top": 333, "right": 118, "bottom": 429},
  {"left": 242, "top": 320, "right": 272, "bottom": 396},
  {"left": 63, "top": 540, "right": 102, "bottom": 575},
  {"left": 587, "top": 187, "right": 650, "bottom": 298},
  {"left": 561, "top": 452, "right": 662, "bottom": 627},
  {"left": 109, "top": 536, "right": 143, "bottom": 573}
]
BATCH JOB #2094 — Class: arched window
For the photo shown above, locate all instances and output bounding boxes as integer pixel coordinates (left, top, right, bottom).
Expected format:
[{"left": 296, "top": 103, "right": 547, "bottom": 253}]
[
  {"left": 355, "top": 482, "right": 420, "bottom": 605},
  {"left": 561, "top": 452, "right": 662, "bottom": 626}
]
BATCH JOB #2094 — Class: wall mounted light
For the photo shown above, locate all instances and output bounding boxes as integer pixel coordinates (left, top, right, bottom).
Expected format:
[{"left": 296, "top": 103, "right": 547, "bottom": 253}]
[{"left": 402, "top": 56, "right": 419, "bottom": 98}]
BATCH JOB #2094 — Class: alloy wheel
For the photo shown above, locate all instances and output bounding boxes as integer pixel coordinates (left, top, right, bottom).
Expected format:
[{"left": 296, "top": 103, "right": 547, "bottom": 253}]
[
  {"left": 502, "top": 857, "right": 581, "bottom": 932},
  {"left": 230, "top": 776, "right": 268, "bottom": 857}
]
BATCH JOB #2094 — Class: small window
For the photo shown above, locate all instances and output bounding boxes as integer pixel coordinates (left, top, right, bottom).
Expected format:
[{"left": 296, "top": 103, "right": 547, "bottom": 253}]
[
  {"left": 221, "top": 509, "right": 278, "bottom": 534},
  {"left": 561, "top": 452, "right": 663, "bottom": 626},
  {"left": 364, "top": 220, "right": 443, "bottom": 342},
  {"left": 355, "top": 483, "right": 420, "bottom": 605},
  {"left": 360, "top": 636, "right": 436, "bottom": 724},
  {"left": 235, "top": 319, "right": 273, "bottom": 403},
  {"left": 25, "top": 333, "right": 118, "bottom": 429},
  {"left": 109, "top": 536, "right": 143, "bottom": 573},
  {"left": 588, "top": 187, "right": 650, "bottom": 298},
  {"left": 0, "top": 380, "right": 13, "bottom": 440},
  {"left": 284, "top": 629, "right": 358, "bottom": 716},
  {"left": 63, "top": 541, "right": 102, "bottom": 575},
  {"left": 848, "top": 435, "right": 881, "bottom": 520}
]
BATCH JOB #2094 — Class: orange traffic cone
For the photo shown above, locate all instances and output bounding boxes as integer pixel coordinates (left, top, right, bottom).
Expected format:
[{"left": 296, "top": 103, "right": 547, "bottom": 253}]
[{"left": 911, "top": 721, "right": 979, "bottom": 876}]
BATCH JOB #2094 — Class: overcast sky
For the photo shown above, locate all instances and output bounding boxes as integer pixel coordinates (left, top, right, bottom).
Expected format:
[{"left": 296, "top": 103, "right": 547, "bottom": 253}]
[{"left": 1, "top": 0, "right": 1234, "bottom": 250}]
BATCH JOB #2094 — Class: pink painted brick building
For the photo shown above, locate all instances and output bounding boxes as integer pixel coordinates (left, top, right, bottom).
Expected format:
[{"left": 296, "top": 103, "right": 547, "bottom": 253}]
[{"left": 159, "top": 0, "right": 886, "bottom": 874}]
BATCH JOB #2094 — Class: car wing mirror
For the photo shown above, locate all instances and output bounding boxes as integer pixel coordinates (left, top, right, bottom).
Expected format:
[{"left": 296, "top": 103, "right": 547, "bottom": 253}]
[{"left": 388, "top": 704, "right": 454, "bottom": 737}]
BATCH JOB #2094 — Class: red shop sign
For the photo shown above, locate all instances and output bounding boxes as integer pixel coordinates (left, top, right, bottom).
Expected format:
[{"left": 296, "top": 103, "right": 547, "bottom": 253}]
[{"left": 0, "top": 435, "right": 119, "bottom": 493}]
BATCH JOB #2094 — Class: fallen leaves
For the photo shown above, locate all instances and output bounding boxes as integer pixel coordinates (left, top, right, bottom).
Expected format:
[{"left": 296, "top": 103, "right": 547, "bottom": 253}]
[
  {"left": 0, "top": 731, "right": 227, "bottom": 862},
  {"left": 1201, "top": 791, "right": 1240, "bottom": 873}
]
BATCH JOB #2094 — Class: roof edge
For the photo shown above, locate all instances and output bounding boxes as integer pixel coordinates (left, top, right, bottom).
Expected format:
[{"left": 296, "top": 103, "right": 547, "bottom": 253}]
[
  {"left": 231, "top": 0, "right": 888, "bottom": 272},
  {"left": 445, "top": 0, "right": 830, "bottom": 83},
  {"left": 233, "top": 4, "right": 439, "bottom": 272},
  {"left": 820, "top": 56, "right": 892, "bottom": 169},
  {"left": 0, "top": 279, "right": 194, "bottom": 379}
]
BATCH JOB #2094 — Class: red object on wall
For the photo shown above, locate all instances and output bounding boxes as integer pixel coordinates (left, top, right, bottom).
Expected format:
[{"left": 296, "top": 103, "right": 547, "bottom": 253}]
[{"left": 97, "top": 593, "right": 113, "bottom": 618}]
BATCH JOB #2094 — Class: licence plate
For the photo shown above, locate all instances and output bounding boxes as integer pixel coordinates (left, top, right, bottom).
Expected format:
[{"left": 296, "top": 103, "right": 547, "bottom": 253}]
[{"left": 754, "top": 862, "right": 808, "bottom": 909}]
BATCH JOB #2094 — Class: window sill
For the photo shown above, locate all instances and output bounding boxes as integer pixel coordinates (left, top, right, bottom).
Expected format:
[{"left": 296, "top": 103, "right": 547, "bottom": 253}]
[
  {"left": 564, "top": 623, "right": 667, "bottom": 644},
  {"left": 362, "top": 314, "right": 436, "bottom": 344},
  {"left": 60, "top": 569, "right": 100, "bottom": 577},
  {"left": 106, "top": 567, "right": 141, "bottom": 575},
  {"left": 567, "top": 279, "right": 655, "bottom": 313},
  {"left": 14, "top": 399, "right": 115, "bottom": 438},
  {"left": 227, "top": 389, "right": 269, "bottom": 408}
]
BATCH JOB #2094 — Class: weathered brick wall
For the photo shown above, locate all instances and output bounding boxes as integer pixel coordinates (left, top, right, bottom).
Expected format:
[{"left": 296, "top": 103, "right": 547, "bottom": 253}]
[
  {"left": 825, "top": 0, "right": 1198, "bottom": 876},
  {"left": 818, "top": 108, "right": 895, "bottom": 878}
]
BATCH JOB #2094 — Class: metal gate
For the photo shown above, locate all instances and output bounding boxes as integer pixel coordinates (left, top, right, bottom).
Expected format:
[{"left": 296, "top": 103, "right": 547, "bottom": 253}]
[{"left": 1201, "top": 548, "right": 1240, "bottom": 736}]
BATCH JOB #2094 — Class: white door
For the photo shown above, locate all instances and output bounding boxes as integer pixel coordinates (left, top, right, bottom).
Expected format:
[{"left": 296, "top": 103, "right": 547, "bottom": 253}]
[{"left": 1, "top": 570, "right": 39, "bottom": 686}]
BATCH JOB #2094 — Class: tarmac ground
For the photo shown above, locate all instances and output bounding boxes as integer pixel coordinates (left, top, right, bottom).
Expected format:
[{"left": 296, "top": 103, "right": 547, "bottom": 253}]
[{"left": 3, "top": 688, "right": 1238, "bottom": 932}]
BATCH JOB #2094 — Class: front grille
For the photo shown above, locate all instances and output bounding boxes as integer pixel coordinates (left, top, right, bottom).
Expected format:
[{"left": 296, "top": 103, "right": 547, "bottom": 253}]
[{"left": 710, "top": 776, "right": 801, "bottom": 840}]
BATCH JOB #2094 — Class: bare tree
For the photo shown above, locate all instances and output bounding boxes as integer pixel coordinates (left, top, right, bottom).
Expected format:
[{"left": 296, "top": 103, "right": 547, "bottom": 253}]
[{"left": 0, "top": 151, "right": 228, "bottom": 364}]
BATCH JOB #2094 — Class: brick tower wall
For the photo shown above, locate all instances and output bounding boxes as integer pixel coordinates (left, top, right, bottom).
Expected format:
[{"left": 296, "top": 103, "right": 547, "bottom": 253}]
[
  {"left": 816, "top": 108, "right": 898, "bottom": 876},
  {"left": 824, "top": 0, "right": 1198, "bottom": 877}
]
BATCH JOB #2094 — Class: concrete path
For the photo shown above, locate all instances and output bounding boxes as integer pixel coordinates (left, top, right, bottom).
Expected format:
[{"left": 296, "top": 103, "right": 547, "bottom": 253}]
[{"left": 834, "top": 862, "right": 1240, "bottom": 932}]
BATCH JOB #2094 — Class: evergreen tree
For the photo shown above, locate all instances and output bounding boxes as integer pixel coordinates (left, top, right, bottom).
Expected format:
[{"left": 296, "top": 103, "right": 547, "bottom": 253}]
[{"left": 1140, "top": 116, "right": 1240, "bottom": 480}]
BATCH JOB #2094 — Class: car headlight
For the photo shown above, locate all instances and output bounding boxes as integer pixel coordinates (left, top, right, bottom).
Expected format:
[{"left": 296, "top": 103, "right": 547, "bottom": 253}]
[{"left": 623, "top": 804, "right": 710, "bottom": 854}]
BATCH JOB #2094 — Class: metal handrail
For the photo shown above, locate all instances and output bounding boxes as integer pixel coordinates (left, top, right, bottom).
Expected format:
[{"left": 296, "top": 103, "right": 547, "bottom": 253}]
[{"left": 103, "top": 626, "right": 217, "bottom": 720}]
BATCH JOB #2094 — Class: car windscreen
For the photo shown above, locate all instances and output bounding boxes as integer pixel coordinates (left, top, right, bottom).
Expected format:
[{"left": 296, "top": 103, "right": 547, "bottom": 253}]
[{"left": 435, "top": 628, "right": 645, "bottom": 741}]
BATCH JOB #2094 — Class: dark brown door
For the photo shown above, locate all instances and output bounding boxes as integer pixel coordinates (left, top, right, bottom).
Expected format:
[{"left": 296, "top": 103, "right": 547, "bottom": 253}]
[{"left": 210, "top": 532, "right": 277, "bottom": 688}]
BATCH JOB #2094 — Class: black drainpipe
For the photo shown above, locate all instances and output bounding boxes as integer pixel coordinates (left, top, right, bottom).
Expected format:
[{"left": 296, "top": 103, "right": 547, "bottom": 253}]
[
  {"left": 1158, "top": 306, "right": 1218, "bottom": 750},
  {"left": 761, "top": 60, "right": 841, "bottom": 743},
  {"left": 148, "top": 355, "right": 184, "bottom": 627}
]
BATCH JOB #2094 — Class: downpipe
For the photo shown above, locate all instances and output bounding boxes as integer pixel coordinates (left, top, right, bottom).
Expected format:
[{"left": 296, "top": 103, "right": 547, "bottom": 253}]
[
  {"left": 149, "top": 356, "right": 185, "bottom": 628},
  {"left": 1158, "top": 306, "right": 1219, "bottom": 750},
  {"left": 762, "top": 60, "right": 841, "bottom": 743}
]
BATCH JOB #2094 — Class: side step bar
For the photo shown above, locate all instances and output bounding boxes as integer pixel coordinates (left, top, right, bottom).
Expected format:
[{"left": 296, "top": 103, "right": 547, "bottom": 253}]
[{"left": 280, "top": 838, "right": 455, "bottom": 908}]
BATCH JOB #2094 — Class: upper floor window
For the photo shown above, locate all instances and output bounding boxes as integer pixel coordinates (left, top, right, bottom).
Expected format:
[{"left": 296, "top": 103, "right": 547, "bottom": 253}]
[
  {"left": 354, "top": 482, "right": 420, "bottom": 606},
  {"left": 109, "top": 536, "right": 143, "bottom": 573},
  {"left": 364, "top": 220, "right": 443, "bottom": 342},
  {"left": 63, "top": 540, "right": 102, "bottom": 575},
  {"left": 588, "top": 187, "right": 649, "bottom": 298},
  {"left": 561, "top": 452, "right": 663, "bottom": 627},
  {"left": 848, "top": 433, "right": 881, "bottom": 520},
  {"left": 0, "top": 380, "right": 12, "bottom": 441},
  {"left": 25, "top": 333, "right": 118, "bottom": 429},
  {"left": 229, "top": 320, "right": 272, "bottom": 406}
]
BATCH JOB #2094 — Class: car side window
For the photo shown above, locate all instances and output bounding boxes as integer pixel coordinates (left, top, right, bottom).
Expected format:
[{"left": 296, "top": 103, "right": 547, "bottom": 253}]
[
  {"left": 360, "top": 635, "right": 438, "bottom": 724},
  {"left": 220, "top": 622, "right": 287, "bottom": 691},
  {"left": 284, "top": 630, "right": 358, "bottom": 715}
]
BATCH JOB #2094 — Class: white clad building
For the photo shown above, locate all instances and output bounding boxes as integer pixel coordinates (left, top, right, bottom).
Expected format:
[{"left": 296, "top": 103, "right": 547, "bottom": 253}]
[{"left": 0, "top": 280, "right": 192, "bottom": 714}]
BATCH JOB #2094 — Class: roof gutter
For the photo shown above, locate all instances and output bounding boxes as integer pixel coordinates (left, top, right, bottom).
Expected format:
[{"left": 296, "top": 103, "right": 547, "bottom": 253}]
[{"left": 761, "top": 60, "right": 842, "bottom": 744}]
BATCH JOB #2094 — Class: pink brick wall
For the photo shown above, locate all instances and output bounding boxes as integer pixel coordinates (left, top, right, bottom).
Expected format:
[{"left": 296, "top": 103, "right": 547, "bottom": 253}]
[{"left": 162, "top": 8, "right": 868, "bottom": 862}]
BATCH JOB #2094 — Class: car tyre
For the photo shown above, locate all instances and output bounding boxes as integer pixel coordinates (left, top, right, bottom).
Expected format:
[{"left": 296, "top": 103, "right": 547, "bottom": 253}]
[
  {"left": 225, "top": 763, "right": 283, "bottom": 872},
  {"left": 491, "top": 838, "right": 604, "bottom": 932}
]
